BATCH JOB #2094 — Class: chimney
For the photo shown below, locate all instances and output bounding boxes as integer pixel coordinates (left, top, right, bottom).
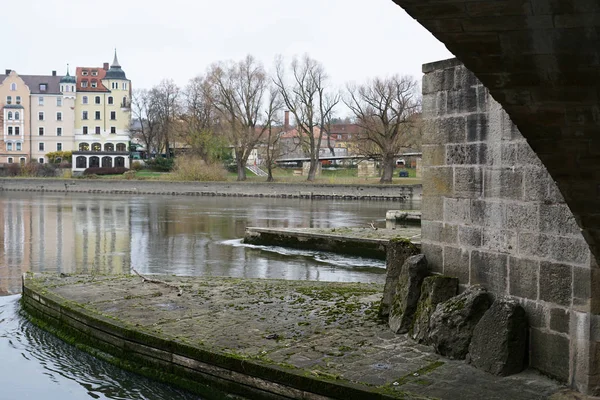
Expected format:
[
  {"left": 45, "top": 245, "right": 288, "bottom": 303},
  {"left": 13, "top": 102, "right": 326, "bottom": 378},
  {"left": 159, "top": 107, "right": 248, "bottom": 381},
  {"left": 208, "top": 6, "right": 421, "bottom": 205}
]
[
  {"left": 5, "top": 69, "right": 11, "bottom": 75},
  {"left": 284, "top": 110, "right": 290, "bottom": 131},
  {"left": 103, "top": 62, "right": 109, "bottom": 70},
  {"left": 52, "top": 70, "right": 56, "bottom": 76}
]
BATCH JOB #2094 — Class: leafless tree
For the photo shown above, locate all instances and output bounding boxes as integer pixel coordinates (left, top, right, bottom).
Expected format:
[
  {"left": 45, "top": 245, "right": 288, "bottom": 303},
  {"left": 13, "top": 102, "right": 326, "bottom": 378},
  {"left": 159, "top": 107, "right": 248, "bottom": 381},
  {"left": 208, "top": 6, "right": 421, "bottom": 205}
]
[
  {"left": 345, "top": 75, "right": 421, "bottom": 183},
  {"left": 274, "top": 54, "right": 340, "bottom": 181},
  {"left": 262, "top": 86, "right": 284, "bottom": 182},
  {"left": 206, "top": 55, "right": 274, "bottom": 181},
  {"left": 150, "top": 79, "right": 181, "bottom": 157},
  {"left": 130, "top": 89, "right": 161, "bottom": 157},
  {"left": 179, "top": 75, "right": 224, "bottom": 163}
]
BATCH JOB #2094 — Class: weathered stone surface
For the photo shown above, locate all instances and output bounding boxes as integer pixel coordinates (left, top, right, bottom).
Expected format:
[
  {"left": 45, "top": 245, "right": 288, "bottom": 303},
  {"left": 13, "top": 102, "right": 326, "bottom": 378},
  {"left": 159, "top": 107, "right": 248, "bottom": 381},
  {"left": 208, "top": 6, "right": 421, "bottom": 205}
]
[
  {"left": 429, "top": 285, "right": 492, "bottom": 359},
  {"left": 379, "top": 240, "right": 419, "bottom": 318},
  {"left": 388, "top": 254, "right": 429, "bottom": 334},
  {"left": 468, "top": 297, "right": 527, "bottom": 376},
  {"left": 410, "top": 275, "right": 459, "bottom": 344}
]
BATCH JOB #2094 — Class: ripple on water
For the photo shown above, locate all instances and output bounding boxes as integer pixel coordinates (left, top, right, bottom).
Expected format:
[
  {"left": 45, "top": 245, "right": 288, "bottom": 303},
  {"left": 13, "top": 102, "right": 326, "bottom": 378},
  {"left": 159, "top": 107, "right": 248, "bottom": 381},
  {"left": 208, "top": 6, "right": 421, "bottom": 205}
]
[{"left": 0, "top": 295, "right": 204, "bottom": 400}]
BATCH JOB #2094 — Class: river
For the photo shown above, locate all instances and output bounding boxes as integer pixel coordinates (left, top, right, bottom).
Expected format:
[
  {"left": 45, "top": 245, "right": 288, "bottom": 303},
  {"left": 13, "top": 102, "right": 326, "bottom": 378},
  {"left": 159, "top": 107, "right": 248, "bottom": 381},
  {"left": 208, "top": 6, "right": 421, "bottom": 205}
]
[{"left": 0, "top": 192, "right": 418, "bottom": 399}]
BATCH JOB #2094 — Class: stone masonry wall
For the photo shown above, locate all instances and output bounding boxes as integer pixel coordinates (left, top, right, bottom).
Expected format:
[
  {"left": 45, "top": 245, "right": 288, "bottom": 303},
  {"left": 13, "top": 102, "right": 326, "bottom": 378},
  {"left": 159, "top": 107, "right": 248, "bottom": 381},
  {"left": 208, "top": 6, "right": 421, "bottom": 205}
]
[{"left": 420, "top": 58, "right": 596, "bottom": 389}]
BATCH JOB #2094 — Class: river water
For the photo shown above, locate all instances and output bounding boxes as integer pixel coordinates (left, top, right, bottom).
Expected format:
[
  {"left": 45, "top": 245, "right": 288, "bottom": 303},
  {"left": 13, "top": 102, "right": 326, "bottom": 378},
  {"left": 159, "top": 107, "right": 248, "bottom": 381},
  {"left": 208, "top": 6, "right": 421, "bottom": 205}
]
[{"left": 0, "top": 192, "right": 418, "bottom": 399}]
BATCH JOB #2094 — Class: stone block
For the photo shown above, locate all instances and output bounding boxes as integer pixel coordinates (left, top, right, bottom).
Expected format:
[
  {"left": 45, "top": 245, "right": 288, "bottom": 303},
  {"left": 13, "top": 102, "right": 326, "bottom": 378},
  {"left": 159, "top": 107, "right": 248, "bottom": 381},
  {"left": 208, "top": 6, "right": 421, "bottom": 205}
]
[
  {"left": 421, "top": 221, "right": 457, "bottom": 245},
  {"left": 522, "top": 167, "right": 550, "bottom": 202},
  {"left": 444, "top": 197, "right": 471, "bottom": 224},
  {"left": 466, "top": 143, "right": 488, "bottom": 164},
  {"left": 421, "top": 242, "right": 443, "bottom": 274},
  {"left": 468, "top": 297, "right": 528, "bottom": 376},
  {"left": 422, "top": 94, "right": 437, "bottom": 116},
  {"left": 530, "top": 328, "right": 570, "bottom": 382},
  {"left": 454, "top": 166, "right": 483, "bottom": 197},
  {"left": 539, "top": 204, "right": 582, "bottom": 236},
  {"left": 410, "top": 275, "right": 458, "bottom": 344},
  {"left": 458, "top": 225, "right": 482, "bottom": 248},
  {"left": 466, "top": 113, "right": 488, "bottom": 142},
  {"left": 518, "top": 232, "right": 553, "bottom": 259},
  {"left": 519, "top": 299, "right": 548, "bottom": 329},
  {"left": 539, "top": 262, "right": 573, "bottom": 307},
  {"left": 476, "top": 85, "right": 488, "bottom": 112},
  {"left": 421, "top": 195, "right": 444, "bottom": 221},
  {"left": 516, "top": 142, "right": 543, "bottom": 167},
  {"left": 429, "top": 285, "right": 492, "bottom": 359},
  {"left": 379, "top": 240, "right": 419, "bottom": 318},
  {"left": 422, "top": 144, "right": 446, "bottom": 167},
  {"left": 389, "top": 254, "right": 430, "bottom": 334},
  {"left": 552, "top": 236, "right": 591, "bottom": 266},
  {"left": 471, "top": 250, "right": 508, "bottom": 295},
  {"left": 446, "top": 87, "right": 477, "bottom": 114},
  {"left": 438, "top": 116, "right": 467, "bottom": 143},
  {"left": 505, "top": 203, "right": 539, "bottom": 231},
  {"left": 508, "top": 257, "right": 539, "bottom": 300},
  {"left": 443, "top": 246, "right": 470, "bottom": 284},
  {"left": 471, "top": 199, "right": 505, "bottom": 227},
  {"left": 484, "top": 168, "right": 523, "bottom": 200},
  {"left": 500, "top": 142, "right": 518, "bottom": 165},
  {"left": 422, "top": 70, "right": 444, "bottom": 95},
  {"left": 482, "top": 228, "right": 517, "bottom": 254},
  {"left": 550, "top": 308, "right": 570, "bottom": 334},
  {"left": 423, "top": 167, "right": 453, "bottom": 197}
]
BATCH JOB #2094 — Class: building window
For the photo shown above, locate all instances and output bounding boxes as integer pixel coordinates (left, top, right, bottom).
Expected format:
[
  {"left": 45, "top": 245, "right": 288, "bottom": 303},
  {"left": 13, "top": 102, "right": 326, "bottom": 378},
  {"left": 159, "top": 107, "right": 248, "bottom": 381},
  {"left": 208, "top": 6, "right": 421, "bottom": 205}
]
[
  {"left": 38, "top": 112, "right": 44, "bottom": 121},
  {"left": 14, "top": 112, "right": 19, "bottom": 120},
  {"left": 116, "top": 143, "right": 127, "bottom": 152},
  {"left": 95, "top": 126, "right": 101, "bottom": 134},
  {"left": 39, "top": 143, "right": 44, "bottom": 151},
  {"left": 39, "top": 127, "right": 44, "bottom": 136},
  {"left": 16, "top": 96, "right": 21, "bottom": 105},
  {"left": 82, "top": 111, "right": 88, "bottom": 120},
  {"left": 91, "top": 80, "right": 97, "bottom": 88},
  {"left": 10, "top": 83, "right": 16, "bottom": 91},
  {"left": 122, "top": 83, "right": 127, "bottom": 90},
  {"left": 81, "top": 80, "right": 88, "bottom": 88},
  {"left": 82, "top": 96, "right": 88, "bottom": 104},
  {"left": 7, "top": 143, "right": 12, "bottom": 151},
  {"left": 95, "top": 111, "right": 100, "bottom": 120},
  {"left": 105, "top": 143, "right": 114, "bottom": 151},
  {"left": 76, "top": 156, "right": 86, "bottom": 168},
  {"left": 14, "top": 127, "right": 19, "bottom": 135},
  {"left": 39, "top": 158, "right": 44, "bottom": 164},
  {"left": 92, "top": 143, "right": 101, "bottom": 151},
  {"left": 57, "top": 127, "right": 62, "bottom": 136},
  {"left": 7, "top": 112, "right": 12, "bottom": 120},
  {"left": 95, "top": 96, "right": 101, "bottom": 105},
  {"left": 110, "top": 111, "right": 116, "bottom": 120},
  {"left": 39, "top": 97, "right": 44, "bottom": 106},
  {"left": 16, "top": 143, "right": 21, "bottom": 151},
  {"left": 57, "top": 143, "right": 62, "bottom": 151},
  {"left": 7, "top": 127, "right": 12, "bottom": 135},
  {"left": 110, "top": 126, "right": 116, "bottom": 134},
  {"left": 71, "top": 85, "right": 74, "bottom": 92},
  {"left": 6, "top": 96, "right": 11, "bottom": 104},
  {"left": 56, "top": 112, "right": 62, "bottom": 121},
  {"left": 82, "top": 70, "right": 88, "bottom": 76},
  {"left": 83, "top": 126, "right": 88, "bottom": 135},
  {"left": 39, "top": 84, "right": 47, "bottom": 91},
  {"left": 91, "top": 70, "right": 98, "bottom": 76},
  {"left": 111, "top": 82, "right": 117, "bottom": 89},
  {"left": 108, "top": 96, "right": 113, "bottom": 105},
  {"left": 7, "top": 157, "right": 13, "bottom": 164},
  {"left": 56, "top": 97, "right": 62, "bottom": 106},
  {"left": 19, "top": 157, "right": 25, "bottom": 164}
]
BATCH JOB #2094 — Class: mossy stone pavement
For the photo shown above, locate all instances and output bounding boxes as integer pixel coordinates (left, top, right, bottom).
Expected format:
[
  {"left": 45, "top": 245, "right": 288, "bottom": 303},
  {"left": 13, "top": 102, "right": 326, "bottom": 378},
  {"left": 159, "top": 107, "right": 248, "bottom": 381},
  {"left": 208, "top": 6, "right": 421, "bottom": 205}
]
[{"left": 23, "top": 273, "right": 563, "bottom": 399}]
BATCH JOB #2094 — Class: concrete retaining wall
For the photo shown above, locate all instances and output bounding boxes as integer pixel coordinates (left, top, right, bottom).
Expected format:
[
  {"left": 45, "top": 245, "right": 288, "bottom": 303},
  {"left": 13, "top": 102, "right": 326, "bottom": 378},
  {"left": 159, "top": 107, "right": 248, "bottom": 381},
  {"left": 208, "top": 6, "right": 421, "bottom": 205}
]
[
  {"left": 0, "top": 178, "right": 421, "bottom": 202},
  {"left": 421, "top": 59, "right": 597, "bottom": 391}
]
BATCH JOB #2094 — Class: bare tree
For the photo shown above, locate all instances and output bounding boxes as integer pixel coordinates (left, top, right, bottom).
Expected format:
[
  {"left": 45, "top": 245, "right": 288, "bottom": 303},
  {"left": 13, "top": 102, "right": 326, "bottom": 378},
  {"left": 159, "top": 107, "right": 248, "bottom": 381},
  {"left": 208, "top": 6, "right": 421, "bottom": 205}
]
[
  {"left": 130, "top": 88, "right": 161, "bottom": 157},
  {"left": 150, "top": 79, "right": 181, "bottom": 157},
  {"left": 179, "top": 75, "right": 224, "bottom": 163},
  {"left": 262, "top": 86, "right": 284, "bottom": 182},
  {"left": 206, "top": 55, "right": 273, "bottom": 181},
  {"left": 274, "top": 55, "right": 339, "bottom": 181},
  {"left": 345, "top": 75, "right": 421, "bottom": 183}
]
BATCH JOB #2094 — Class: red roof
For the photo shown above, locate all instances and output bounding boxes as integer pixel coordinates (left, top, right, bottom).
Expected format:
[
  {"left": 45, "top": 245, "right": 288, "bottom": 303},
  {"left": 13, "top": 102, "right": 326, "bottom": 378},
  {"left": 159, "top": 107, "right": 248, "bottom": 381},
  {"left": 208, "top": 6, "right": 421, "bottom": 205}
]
[{"left": 75, "top": 66, "right": 109, "bottom": 92}]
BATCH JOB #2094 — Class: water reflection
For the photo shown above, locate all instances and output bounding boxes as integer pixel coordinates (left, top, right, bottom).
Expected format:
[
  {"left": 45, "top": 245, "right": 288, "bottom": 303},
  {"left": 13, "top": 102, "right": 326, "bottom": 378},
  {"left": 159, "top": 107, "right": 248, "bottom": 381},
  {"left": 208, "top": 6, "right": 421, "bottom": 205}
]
[{"left": 0, "top": 192, "right": 418, "bottom": 294}]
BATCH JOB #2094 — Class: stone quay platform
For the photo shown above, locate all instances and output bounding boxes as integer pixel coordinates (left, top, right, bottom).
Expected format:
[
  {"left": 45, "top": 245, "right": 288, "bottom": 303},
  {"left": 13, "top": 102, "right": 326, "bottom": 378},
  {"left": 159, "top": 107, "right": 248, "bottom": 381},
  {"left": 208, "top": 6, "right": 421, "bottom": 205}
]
[
  {"left": 243, "top": 227, "right": 422, "bottom": 260},
  {"left": 22, "top": 273, "right": 564, "bottom": 400}
]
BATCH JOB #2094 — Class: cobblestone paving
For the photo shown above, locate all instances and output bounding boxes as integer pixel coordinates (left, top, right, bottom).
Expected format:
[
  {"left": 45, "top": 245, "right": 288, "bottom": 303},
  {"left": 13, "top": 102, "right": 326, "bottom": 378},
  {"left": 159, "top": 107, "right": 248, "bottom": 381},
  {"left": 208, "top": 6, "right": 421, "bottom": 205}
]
[{"left": 28, "top": 274, "right": 564, "bottom": 399}]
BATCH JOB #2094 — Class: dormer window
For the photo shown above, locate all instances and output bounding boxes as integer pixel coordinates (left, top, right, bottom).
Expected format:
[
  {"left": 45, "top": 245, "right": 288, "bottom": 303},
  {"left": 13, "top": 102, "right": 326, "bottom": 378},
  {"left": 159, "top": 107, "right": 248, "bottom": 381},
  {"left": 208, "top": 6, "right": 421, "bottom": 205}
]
[
  {"left": 10, "top": 83, "right": 16, "bottom": 91},
  {"left": 39, "top": 83, "right": 47, "bottom": 91},
  {"left": 91, "top": 80, "right": 97, "bottom": 88},
  {"left": 81, "top": 80, "right": 88, "bottom": 88},
  {"left": 82, "top": 70, "right": 88, "bottom": 76},
  {"left": 91, "top": 70, "right": 98, "bottom": 76}
]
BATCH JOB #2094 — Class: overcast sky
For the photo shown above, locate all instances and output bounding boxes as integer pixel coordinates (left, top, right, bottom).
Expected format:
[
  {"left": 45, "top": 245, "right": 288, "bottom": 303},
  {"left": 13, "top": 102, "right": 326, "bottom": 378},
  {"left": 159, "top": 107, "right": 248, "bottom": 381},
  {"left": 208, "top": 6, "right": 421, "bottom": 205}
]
[{"left": 4, "top": 0, "right": 452, "bottom": 92}]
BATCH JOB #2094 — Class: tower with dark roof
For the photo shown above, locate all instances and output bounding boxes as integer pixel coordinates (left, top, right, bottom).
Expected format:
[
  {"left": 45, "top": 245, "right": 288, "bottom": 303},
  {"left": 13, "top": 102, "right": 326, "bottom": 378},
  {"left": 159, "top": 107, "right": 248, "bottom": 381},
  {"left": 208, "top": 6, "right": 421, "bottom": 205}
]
[
  {"left": 60, "top": 65, "right": 76, "bottom": 98},
  {"left": 104, "top": 50, "right": 127, "bottom": 80}
]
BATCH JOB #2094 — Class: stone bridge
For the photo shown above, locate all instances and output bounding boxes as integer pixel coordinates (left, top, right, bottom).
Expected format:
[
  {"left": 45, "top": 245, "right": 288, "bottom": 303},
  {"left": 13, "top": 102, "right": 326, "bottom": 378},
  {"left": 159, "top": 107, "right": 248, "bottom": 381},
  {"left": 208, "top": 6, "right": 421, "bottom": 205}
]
[{"left": 390, "top": 0, "right": 600, "bottom": 395}]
